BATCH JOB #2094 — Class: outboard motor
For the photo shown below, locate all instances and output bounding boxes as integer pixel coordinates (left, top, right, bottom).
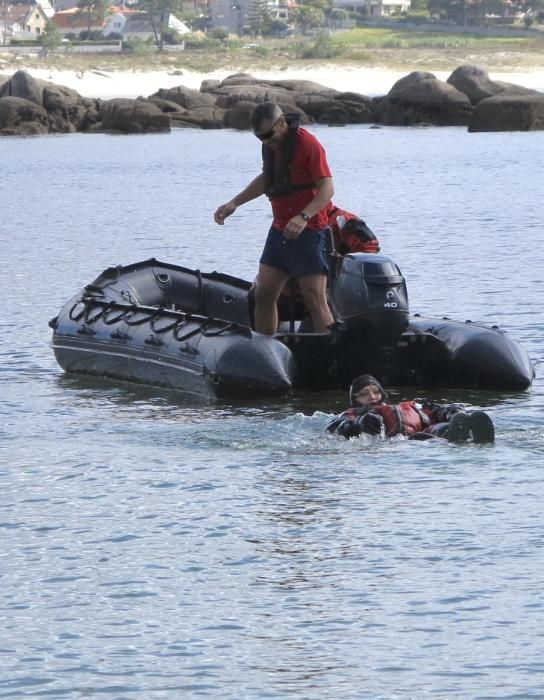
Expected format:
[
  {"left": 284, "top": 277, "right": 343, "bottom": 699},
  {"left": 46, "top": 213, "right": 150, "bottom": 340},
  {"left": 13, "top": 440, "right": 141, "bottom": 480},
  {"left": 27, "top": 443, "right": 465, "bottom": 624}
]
[{"left": 330, "top": 253, "right": 410, "bottom": 381}]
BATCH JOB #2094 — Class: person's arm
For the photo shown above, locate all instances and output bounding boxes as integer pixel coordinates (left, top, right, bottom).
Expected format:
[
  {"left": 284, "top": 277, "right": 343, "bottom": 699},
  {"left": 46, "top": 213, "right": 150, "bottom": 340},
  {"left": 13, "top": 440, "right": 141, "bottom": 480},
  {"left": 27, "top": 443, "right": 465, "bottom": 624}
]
[
  {"left": 327, "top": 406, "right": 383, "bottom": 439},
  {"left": 214, "top": 173, "right": 265, "bottom": 225},
  {"left": 300, "top": 177, "right": 335, "bottom": 220},
  {"left": 422, "top": 401, "right": 466, "bottom": 424},
  {"left": 283, "top": 176, "right": 335, "bottom": 239}
]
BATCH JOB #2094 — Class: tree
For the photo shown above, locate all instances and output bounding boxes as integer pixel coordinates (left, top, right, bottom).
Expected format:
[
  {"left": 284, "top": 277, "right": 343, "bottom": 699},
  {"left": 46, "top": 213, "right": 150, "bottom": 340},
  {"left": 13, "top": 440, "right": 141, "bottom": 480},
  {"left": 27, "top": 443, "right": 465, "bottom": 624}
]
[
  {"left": 291, "top": 5, "right": 325, "bottom": 32},
  {"left": 246, "top": 0, "right": 271, "bottom": 36},
  {"left": 76, "top": 0, "right": 110, "bottom": 36},
  {"left": 134, "top": 0, "right": 184, "bottom": 50},
  {"left": 303, "top": 0, "right": 330, "bottom": 11},
  {"left": 40, "top": 19, "right": 63, "bottom": 49},
  {"left": 1, "top": 0, "right": 9, "bottom": 47}
]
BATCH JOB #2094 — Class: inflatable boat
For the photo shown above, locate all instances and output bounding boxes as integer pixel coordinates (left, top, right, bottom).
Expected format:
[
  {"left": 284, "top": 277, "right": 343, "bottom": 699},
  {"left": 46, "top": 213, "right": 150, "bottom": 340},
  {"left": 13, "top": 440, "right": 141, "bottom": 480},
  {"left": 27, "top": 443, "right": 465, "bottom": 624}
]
[{"left": 49, "top": 254, "right": 535, "bottom": 399}]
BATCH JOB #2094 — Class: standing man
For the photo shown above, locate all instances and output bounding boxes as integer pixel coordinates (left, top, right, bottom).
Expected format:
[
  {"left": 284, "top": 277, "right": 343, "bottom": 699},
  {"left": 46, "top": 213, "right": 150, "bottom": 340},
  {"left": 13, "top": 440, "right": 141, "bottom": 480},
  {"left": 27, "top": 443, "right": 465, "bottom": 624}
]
[{"left": 214, "top": 102, "right": 335, "bottom": 336}]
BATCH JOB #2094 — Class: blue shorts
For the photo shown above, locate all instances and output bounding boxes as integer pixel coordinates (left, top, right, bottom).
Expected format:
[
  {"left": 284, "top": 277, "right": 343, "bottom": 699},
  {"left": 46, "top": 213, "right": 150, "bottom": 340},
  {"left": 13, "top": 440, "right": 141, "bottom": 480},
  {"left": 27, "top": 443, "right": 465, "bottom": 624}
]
[{"left": 259, "top": 226, "right": 330, "bottom": 278}]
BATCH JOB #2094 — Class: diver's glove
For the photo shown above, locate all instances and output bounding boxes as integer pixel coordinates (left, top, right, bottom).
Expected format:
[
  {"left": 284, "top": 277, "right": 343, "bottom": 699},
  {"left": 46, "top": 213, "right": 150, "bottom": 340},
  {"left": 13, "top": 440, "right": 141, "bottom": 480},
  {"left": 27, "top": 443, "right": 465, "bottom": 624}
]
[
  {"left": 327, "top": 406, "right": 371, "bottom": 435},
  {"left": 326, "top": 416, "right": 344, "bottom": 434},
  {"left": 357, "top": 411, "right": 384, "bottom": 436},
  {"left": 335, "top": 419, "right": 364, "bottom": 439}
]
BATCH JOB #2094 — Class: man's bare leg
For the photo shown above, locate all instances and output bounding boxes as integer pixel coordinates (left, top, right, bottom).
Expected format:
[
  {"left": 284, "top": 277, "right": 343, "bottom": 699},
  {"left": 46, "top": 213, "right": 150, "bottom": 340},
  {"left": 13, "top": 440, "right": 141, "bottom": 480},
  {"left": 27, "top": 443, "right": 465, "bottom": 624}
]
[
  {"left": 298, "top": 273, "right": 334, "bottom": 332},
  {"left": 254, "top": 264, "right": 290, "bottom": 335}
]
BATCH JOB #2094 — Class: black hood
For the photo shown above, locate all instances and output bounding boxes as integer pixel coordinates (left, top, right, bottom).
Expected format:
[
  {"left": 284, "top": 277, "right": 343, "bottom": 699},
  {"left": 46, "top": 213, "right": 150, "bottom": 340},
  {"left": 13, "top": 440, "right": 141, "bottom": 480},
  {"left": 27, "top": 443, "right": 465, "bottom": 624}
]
[{"left": 349, "top": 374, "right": 388, "bottom": 406}]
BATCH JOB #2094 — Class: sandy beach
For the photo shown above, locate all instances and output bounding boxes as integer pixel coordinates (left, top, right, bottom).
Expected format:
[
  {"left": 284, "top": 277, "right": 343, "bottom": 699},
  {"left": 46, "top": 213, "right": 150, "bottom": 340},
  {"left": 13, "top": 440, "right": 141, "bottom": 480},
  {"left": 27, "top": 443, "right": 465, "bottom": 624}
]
[{"left": 18, "top": 65, "right": 544, "bottom": 99}]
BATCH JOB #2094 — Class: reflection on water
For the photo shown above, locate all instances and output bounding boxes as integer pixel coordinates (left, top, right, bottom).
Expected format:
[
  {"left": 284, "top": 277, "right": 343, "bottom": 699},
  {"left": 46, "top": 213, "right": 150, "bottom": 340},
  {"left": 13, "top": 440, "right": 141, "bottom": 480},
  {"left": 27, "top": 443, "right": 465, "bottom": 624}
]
[{"left": 0, "top": 126, "right": 543, "bottom": 698}]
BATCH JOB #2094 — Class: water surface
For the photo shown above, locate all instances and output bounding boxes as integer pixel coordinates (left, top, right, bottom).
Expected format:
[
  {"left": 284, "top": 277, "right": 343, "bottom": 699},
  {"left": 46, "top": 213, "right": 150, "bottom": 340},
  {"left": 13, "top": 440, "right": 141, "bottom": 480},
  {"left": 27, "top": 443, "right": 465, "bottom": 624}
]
[{"left": 1, "top": 125, "right": 543, "bottom": 698}]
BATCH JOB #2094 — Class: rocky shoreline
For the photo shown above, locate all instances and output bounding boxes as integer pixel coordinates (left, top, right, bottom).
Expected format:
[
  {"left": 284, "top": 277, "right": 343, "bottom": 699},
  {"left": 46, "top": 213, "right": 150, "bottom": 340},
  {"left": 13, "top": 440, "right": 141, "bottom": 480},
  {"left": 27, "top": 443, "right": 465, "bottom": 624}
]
[{"left": 1, "top": 65, "right": 544, "bottom": 136}]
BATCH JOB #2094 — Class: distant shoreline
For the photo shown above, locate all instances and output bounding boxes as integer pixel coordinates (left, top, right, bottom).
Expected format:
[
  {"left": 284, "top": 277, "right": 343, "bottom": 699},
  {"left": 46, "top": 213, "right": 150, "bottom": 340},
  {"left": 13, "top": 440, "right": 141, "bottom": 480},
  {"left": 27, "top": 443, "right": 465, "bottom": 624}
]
[{"left": 11, "top": 64, "right": 544, "bottom": 100}]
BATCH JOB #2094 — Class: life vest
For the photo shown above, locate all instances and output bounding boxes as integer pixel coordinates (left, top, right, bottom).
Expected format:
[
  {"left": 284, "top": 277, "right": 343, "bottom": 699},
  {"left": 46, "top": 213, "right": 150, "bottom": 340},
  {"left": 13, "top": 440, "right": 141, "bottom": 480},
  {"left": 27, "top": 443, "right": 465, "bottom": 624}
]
[
  {"left": 338, "top": 401, "right": 431, "bottom": 437},
  {"left": 262, "top": 114, "right": 316, "bottom": 198},
  {"left": 326, "top": 203, "right": 380, "bottom": 255},
  {"left": 374, "top": 401, "right": 432, "bottom": 436}
]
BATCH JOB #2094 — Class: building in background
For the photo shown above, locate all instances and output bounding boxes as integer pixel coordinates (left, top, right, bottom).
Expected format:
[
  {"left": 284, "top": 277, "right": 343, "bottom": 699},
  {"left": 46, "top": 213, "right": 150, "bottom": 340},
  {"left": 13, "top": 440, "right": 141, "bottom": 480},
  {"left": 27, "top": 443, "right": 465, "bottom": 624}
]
[
  {"left": 209, "top": 0, "right": 290, "bottom": 33},
  {"left": 332, "top": 0, "right": 410, "bottom": 16},
  {"left": 1, "top": 1, "right": 49, "bottom": 41}
]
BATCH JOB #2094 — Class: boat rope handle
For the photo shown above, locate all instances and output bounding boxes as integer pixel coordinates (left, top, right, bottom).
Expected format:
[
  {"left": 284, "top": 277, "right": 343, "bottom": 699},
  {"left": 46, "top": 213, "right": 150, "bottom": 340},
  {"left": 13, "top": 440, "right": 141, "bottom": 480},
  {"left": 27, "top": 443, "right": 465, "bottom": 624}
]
[
  {"left": 84, "top": 305, "right": 104, "bottom": 324},
  {"left": 201, "top": 322, "right": 241, "bottom": 337},
  {"left": 150, "top": 314, "right": 180, "bottom": 334},
  {"left": 66, "top": 297, "right": 253, "bottom": 339},
  {"left": 102, "top": 304, "right": 129, "bottom": 325},
  {"left": 68, "top": 300, "right": 86, "bottom": 322},
  {"left": 123, "top": 310, "right": 158, "bottom": 326}
]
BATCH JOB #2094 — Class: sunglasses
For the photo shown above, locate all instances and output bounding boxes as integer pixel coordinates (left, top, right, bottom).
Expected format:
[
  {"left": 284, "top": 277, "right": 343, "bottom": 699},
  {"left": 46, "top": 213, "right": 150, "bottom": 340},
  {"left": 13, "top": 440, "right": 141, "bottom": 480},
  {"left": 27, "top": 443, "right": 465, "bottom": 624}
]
[{"left": 254, "top": 117, "right": 282, "bottom": 141}]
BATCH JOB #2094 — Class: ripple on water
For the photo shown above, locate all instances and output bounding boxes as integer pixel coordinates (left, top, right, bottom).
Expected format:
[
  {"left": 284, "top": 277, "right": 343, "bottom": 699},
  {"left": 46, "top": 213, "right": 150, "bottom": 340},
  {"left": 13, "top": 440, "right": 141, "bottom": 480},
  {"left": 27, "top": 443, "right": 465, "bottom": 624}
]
[{"left": 0, "top": 127, "right": 543, "bottom": 698}]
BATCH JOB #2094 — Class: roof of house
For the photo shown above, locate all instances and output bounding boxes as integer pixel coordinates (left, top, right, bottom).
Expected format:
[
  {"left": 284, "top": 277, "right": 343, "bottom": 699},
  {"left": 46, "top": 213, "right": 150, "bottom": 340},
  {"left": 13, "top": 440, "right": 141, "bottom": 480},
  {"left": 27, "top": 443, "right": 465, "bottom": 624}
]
[
  {"left": 2, "top": 3, "right": 47, "bottom": 25},
  {"left": 52, "top": 8, "right": 105, "bottom": 29},
  {"left": 37, "top": 0, "right": 55, "bottom": 18},
  {"left": 52, "top": 6, "right": 143, "bottom": 29}
]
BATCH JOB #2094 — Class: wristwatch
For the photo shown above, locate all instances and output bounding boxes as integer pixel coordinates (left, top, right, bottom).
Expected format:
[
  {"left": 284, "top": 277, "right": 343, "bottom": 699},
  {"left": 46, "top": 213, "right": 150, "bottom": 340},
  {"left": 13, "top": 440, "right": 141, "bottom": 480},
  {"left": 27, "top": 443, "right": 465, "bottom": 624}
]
[{"left": 300, "top": 212, "right": 310, "bottom": 222}]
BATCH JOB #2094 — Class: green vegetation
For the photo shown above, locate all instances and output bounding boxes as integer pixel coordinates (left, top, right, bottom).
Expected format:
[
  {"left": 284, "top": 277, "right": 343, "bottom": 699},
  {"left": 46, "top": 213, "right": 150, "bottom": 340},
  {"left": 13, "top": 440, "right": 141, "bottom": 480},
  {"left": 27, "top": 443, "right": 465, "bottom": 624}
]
[
  {"left": 76, "top": 0, "right": 110, "bottom": 37},
  {"left": 292, "top": 34, "right": 342, "bottom": 58},
  {"left": 3, "top": 25, "right": 543, "bottom": 74},
  {"left": 330, "top": 26, "right": 544, "bottom": 50},
  {"left": 40, "top": 20, "right": 63, "bottom": 50}
]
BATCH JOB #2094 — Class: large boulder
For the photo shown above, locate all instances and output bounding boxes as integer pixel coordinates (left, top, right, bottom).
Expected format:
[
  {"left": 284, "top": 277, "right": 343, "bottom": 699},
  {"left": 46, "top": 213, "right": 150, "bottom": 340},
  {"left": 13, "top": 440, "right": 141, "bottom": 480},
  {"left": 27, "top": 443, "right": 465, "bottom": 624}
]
[
  {"left": 448, "top": 64, "right": 540, "bottom": 105},
  {"left": 0, "top": 70, "right": 99, "bottom": 133},
  {"left": 0, "top": 96, "right": 49, "bottom": 135},
  {"left": 97, "top": 98, "right": 171, "bottom": 133},
  {"left": 272, "top": 79, "right": 339, "bottom": 96},
  {"left": 0, "top": 70, "right": 43, "bottom": 106},
  {"left": 42, "top": 83, "right": 99, "bottom": 132},
  {"left": 217, "top": 73, "right": 263, "bottom": 88},
  {"left": 149, "top": 85, "right": 215, "bottom": 110},
  {"left": 214, "top": 85, "right": 297, "bottom": 110},
  {"left": 147, "top": 97, "right": 187, "bottom": 113},
  {"left": 317, "top": 92, "right": 375, "bottom": 125},
  {"left": 222, "top": 100, "right": 259, "bottom": 130},
  {"left": 291, "top": 92, "right": 339, "bottom": 121},
  {"left": 170, "top": 106, "right": 225, "bottom": 129},
  {"left": 388, "top": 71, "right": 437, "bottom": 97},
  {"left": 200, "top": 79, "right": 221, "bottom": 94},
  {"left": 376, "top": 72, "right": 473, "bottom": 126},
  {"left": 205, "top": 74, "right": 346, "bottom": 124},
  {"left": 469, "top": 94, "right": 544, "bottom": 132}
]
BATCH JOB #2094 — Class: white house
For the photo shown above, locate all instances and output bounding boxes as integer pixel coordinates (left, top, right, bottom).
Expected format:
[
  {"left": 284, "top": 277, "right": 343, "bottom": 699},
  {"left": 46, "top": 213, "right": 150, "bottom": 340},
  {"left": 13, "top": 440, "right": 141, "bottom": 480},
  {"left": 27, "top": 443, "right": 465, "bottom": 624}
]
[
  {"left": 209, "top": 0, "right": 290, "bottom": 33},
  {"left": 1, "top": 2, "right": 49, "bottom": 41},
  {"left": 120, "top": 12, "right": 190, "bottom": 41},
  {"left": 37, "top": 0, "right": 55, "bottom": 19},
  {"left": 332, "top": 0, "right": 410, "bottom": 16}
]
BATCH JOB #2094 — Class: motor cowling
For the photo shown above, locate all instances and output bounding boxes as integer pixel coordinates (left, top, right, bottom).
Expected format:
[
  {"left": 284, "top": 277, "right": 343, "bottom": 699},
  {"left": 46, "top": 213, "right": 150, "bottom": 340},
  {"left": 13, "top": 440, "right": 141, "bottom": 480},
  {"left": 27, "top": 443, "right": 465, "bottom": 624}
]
[{"left": 330, "top": 253, "right": 410, "bottom": 379}]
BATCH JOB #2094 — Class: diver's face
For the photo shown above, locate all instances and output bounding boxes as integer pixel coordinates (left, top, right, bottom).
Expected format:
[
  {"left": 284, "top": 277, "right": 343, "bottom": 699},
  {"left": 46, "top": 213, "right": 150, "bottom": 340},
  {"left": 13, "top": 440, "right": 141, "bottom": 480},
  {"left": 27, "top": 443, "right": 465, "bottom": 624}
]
[{"left": 354, "top": 384, "right": 382, "bottom": 406}]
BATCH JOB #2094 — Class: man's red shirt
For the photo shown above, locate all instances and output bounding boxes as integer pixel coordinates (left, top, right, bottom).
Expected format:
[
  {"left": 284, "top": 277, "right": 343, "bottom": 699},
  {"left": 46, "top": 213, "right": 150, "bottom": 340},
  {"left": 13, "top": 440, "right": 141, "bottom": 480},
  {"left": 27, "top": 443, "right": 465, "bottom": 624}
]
[{"left": 267, "top": 127, "right": 332, "bottom": 231}]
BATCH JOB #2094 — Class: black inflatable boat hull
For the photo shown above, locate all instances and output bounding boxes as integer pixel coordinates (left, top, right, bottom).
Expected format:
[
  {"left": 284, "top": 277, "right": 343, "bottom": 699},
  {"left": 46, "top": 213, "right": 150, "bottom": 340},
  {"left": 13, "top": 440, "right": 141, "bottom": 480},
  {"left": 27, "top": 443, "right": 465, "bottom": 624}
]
[
  {"left": 50, "top": 256, "right": 535, "bottom": 398},
  {"left": 51, "top": 285, "right": 294, "bottom": 399}
]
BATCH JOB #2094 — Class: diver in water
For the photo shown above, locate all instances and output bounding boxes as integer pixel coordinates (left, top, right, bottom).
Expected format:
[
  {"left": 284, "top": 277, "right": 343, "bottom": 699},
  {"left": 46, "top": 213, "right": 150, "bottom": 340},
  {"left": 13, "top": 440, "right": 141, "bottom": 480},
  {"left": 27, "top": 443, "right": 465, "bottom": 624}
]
[{"left": 327, "top": 374, "right": 495, "bottom": 443}]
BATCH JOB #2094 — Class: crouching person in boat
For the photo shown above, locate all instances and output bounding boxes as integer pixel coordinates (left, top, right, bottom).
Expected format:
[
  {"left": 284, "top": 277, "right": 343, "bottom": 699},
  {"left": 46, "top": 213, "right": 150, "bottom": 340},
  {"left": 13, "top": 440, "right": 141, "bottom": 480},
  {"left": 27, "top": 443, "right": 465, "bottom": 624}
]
[
  {"left": 325, "top": 202, "right": 380, "bottom": 255},
  {"left": 327, "top": 374, "right": 495, "bottom": 444},
  {"left": 214, "top": 103, "right": 335, "bottom": 335}
]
